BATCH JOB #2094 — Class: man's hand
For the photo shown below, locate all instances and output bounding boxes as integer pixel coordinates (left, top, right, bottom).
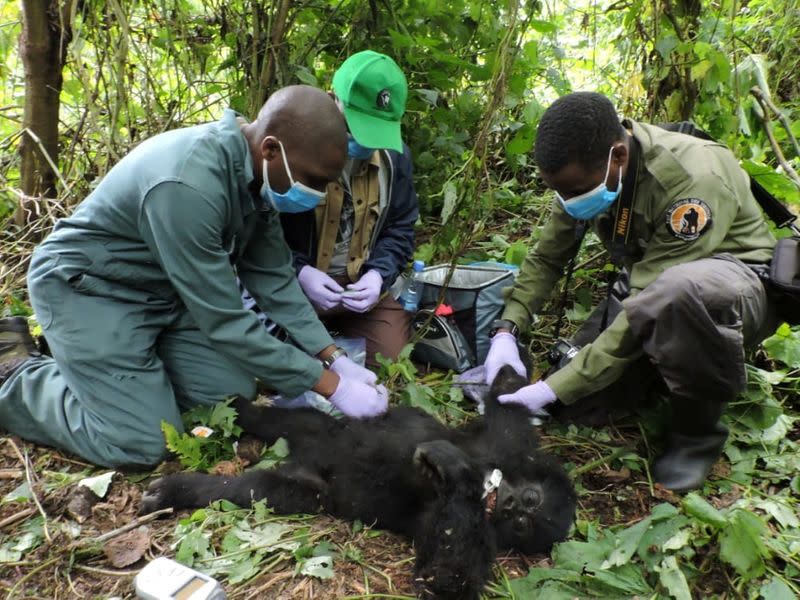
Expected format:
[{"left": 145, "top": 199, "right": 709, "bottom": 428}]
[
  {"left": 329, "top": 377, "right": 389, "bottom": 418},
  {"left": 329, "top": 355, "right": 378, "bottom": 386},
  {"left": 298, "top": 266, "right": 344, "bottom": 310},
  {"left": 483, "top": 332, "right": 527, "bottom": 384},
  {"left": 497, "top": 380, "right": 557, "bottom": 414},
  {"left": 341, "top": 270, "right": 383, "bottom": 313}
]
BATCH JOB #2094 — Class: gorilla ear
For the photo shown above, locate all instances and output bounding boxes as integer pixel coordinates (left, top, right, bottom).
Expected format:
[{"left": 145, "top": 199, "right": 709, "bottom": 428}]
[{"left": 488, "top": 365, "right": 529, "bottom": 397}]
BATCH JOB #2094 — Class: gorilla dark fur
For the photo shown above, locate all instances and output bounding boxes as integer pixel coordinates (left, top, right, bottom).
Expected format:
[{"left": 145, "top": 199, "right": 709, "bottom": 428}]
[{"left": 141, "top": 366, "right": 576, "bottom": 599}]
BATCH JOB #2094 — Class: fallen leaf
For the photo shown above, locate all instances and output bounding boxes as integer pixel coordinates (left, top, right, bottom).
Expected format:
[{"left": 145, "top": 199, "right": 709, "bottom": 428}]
[
  {"left": 236, "top": 436, "right": 265, "bottom": 465},
  {"left": 602, "top": 467, "right": 631, "bottom": 483},
  {"left": 103, "top": 526, "right": 150, "bottom": 568},
  {"left": 78, "top": 471, "right": 116, "bottom": 498},
  {"left": 652, "top": 484, "right": 680, "bottom": 504},
  {"left": 67, "top": 486, "right": 100, "bottom": 523},
  {"left": 210, "top": 458, "right": 245, "bottom": 477},
  {"left": 708, "top": 460, "right": 731, "bottom": 480}
]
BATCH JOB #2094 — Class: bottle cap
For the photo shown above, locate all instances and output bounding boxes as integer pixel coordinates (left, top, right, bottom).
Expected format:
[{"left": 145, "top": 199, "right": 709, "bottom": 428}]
[
  {"left": 412, "top": 260, "right": 425, "bottom": 272},
  {"left": 434, "top": 303, "right": 454, "bottom": 317}
]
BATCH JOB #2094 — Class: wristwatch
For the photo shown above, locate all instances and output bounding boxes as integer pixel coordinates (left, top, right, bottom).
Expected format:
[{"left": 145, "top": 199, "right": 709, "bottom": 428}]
[
  {"left": 489, "top": 319, "right": 519, "bottom": 338},
  {"left": 321, "top": 347, "right": 348, "bottom": 369}
]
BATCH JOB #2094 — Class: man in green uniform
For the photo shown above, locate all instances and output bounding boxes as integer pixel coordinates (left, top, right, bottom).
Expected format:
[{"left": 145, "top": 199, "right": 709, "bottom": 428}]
[
  {"left": 484, "top": 92, "right": 778, "bottom": 492},
  {"left": 0, "top": 85, "right": 389, "bottom": 468}
]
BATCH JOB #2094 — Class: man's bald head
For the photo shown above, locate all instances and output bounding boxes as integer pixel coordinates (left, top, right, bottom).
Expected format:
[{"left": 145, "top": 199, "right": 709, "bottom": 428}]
[
  {"left": 256, "top": 85, "right": 347, "bottom": 155},
  {"left": 245, "top": 85, "right": 347, "bottom": 194}
]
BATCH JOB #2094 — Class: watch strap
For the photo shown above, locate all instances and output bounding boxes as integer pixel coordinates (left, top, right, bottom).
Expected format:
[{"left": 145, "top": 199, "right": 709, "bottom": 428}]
[
  {"left": 321, "top": 347, "right": 348, "bottom": 369},
  {"left": 489, "top": 319, "right": 519, "bottom": 338}
]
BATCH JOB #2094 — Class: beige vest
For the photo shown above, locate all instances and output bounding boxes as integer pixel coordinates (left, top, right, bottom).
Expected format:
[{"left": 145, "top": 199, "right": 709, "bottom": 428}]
[{"left": 314, "top": 152, "right": 382, "bottom": 281}]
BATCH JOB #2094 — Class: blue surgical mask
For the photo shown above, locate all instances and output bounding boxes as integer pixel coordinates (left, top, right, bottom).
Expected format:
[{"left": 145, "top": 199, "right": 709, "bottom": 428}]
[
  {"left": 260, "top": 139, "right": 326, "bottom": 213},
  {"left": 557, "top": 146, "right": 622, "bottom": 221},
  {"left": 347, "top": 135, "right": 375, "bottom": 160}
]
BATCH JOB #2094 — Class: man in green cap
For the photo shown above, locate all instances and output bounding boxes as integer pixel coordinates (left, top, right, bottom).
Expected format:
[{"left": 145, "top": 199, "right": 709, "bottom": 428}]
[
  {"left": 246, "top": 50, "right": 419, "bottom": 368},
  {"left": 0, "top": 85, "right": 390, "bottom": 468},
  {"left": 483, "top": 92, "right": 779, "bottom": 492}
]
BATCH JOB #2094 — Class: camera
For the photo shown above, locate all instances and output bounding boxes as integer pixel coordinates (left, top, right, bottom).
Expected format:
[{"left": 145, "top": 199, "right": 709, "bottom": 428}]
[{"left": 547, "top": 338, "right": 581, "bottom": 370}]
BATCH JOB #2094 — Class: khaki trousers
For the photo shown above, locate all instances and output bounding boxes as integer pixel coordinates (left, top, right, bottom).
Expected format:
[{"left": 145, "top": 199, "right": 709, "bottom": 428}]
[{"left": 317, "top": 275, "right": 411, "bottom": 368}]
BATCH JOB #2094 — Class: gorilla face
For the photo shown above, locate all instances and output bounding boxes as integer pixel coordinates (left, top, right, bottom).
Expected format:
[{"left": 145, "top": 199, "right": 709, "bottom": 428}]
[{"left": 489, "top": 459, "right": 577, "bottom": 554}]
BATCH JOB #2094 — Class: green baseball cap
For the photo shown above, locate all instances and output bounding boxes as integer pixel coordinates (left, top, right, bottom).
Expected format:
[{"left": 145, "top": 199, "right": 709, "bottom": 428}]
[{"left": 333, "top": 50, "right": 408, "bottom": 152}]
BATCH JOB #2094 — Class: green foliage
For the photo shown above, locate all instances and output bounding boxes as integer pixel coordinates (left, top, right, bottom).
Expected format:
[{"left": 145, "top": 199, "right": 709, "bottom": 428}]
[
  {"left": 253, "top": 437, "right": 290, "bottom": 470},
  {"left": 512, "top": 324, "right": 800, "bottom": 599},
  {"left": 170, "top": 499, "right": 322, "bottom": 584},
  {"left": 376, "top": 343, "right": 473, "bottom": 424},
  {"left": 513, "top": 493, "right": 796, "bottom": 598},
  {"left": 161, "top": 397, "right": 242, "bottom": 471},
  {"left": 0, "top": 516, "right": 45, "bottom": 563},
  {"left": 763, "top": 322, "right": 800, "bottom": 368}
]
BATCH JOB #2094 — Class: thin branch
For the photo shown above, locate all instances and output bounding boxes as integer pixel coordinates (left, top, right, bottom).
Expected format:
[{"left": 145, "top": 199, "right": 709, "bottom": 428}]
[
  {"left": 750, "top": 86, "right": 800, "bottom": 159},
  {"left": 6, "top": 438, "right": 52, "bottom": 543},
  {"left": 750, "top": 87, "right": 800, "bottom": 187},
  {"left": 81, "top": 507, "right": 174, "bottom": 546},
  {"left": 0, "top": 507, "right": 37, "bottom": 530}
]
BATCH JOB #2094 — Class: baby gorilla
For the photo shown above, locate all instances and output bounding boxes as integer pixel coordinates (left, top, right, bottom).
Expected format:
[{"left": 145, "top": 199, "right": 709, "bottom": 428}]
[{"left": 141, "top": 366, "right": 576, "bottom": 599}]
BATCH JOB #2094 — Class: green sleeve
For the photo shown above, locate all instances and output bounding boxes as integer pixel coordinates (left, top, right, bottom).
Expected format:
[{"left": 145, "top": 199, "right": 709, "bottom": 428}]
[
  {"left": 139, "top": 182, "right": 323, "bottom": 397},
  {"left": 238, "top": 211, "right": 334, "bottom": 355},
  {"left": 629, "top": 171, "right": 740, "bottom": 292},
  {"left": 544, "top": 310, "right": 643, "bottom": 404},
  {"left": 502, "top": 201, "right": 580, "bottom": 332}
]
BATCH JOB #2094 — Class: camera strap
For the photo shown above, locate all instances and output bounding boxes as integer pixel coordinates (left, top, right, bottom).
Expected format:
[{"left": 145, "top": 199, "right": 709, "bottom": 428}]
[
  {"left": 600, "top": 134, "right": 641, "bottom": 330},
  {"left": 552, "top": 135, "right": 642, "bottom": 339},
  {"left": 609, "top": 132, "right": 641, "bottom": 266}
]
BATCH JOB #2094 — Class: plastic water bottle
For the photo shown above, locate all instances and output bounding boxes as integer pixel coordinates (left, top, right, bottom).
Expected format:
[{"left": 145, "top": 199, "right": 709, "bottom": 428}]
[{"left": 400, "top": 260, "right": 425, "bottom": 313}]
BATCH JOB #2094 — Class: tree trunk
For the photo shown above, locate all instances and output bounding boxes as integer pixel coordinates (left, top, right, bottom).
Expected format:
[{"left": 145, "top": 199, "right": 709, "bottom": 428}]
[{"left": 17, "top": 0, "right": 74, "bottom": 227}]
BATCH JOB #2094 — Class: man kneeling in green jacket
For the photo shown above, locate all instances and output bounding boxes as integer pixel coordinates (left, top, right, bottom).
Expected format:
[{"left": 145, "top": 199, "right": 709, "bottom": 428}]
[{"left": 0, "top": 85, "right": 388, "bottom": 468}]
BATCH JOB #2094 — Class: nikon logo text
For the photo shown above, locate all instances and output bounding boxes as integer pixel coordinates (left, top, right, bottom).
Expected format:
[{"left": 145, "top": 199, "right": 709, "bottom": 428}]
[{"left": 616, "top": 207, "right": 630, "bottom": 236}]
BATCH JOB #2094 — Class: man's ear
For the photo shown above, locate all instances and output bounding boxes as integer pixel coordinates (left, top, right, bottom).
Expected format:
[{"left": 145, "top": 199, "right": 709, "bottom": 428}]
[
  {"left": 611, "top": 139, "right": 629, "bottom": 176},
  {"left": 261, "top": 136, "right": 281, "bottom": 162}
]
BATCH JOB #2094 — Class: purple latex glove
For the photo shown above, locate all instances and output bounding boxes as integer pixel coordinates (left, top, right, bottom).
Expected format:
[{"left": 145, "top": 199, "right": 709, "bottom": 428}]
[
  {"left": 298, "top": 265, "right": 344, "bottom": 310},
  {"left": 497, "top": 380, "right": 557, "bottom": 414},
  {"left": 483, "top": 332, "right": 527, "bottom": 384},
  {"left": 329, "top": 355, "right": 378, "bottom": 386},
  {"left": 342, "top": 270, "right": 383, "bottom": 313},
  {"left": 329, "top": 377, "right": 389, "bottom": 418}
]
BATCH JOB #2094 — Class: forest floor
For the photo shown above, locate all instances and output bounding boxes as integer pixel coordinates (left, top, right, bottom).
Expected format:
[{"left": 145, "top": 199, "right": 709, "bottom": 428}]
[
  {"left": 0, "top": 396, "right": 770, "bottom": 599},
  {"left": 0, "top": 226, "right": 798, "bottom": 600}
]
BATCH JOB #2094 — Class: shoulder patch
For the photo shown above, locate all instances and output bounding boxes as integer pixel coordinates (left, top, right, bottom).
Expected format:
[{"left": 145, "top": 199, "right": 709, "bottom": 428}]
[{"left": 666, "top": 199, "right": 712, "bottom": 241}]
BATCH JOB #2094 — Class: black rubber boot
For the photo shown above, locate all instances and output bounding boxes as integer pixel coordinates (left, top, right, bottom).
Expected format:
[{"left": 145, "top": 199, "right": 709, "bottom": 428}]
[
  {"left": 652, "top": 393, "right": 728, "bottom": 492},
  {"left": 0, "top": 316, "right": 40, "bottom": 384},
  {"left": 652, "top": 423, "right": 728, "bottom": 492}
]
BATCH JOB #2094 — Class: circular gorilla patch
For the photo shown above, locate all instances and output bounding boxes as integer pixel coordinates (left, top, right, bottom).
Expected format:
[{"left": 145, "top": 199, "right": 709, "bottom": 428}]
[{"left": 666, "top": 198, "right": 712, "bottom": 241}]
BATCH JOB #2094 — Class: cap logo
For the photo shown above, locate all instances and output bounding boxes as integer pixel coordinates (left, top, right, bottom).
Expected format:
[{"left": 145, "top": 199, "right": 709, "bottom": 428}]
[{"left": 376, "top": 89, "right": 391, "bottom": 109}]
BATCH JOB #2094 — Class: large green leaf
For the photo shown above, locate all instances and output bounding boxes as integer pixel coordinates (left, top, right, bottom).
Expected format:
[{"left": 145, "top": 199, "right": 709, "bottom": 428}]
[
  {"left": 742, "top": 161, "right": 800, "bottom": 205},
  {"left": 656, "top": 556, "right": 692, "bottom": 600},
  {"left": 759, "top": 576, "right": 797, "bottom": 600},
  {"left": 506, "top": 123, "right": 535, "bottom": 155},
  {"left": 719, "top": 510, "right": 770, "bottom": 580},
  {"left": 763, "top": 323, "right": 800, "bottom": 368},
  {"left": 682, "top": 493, "right": 726, "bottom": 530}
]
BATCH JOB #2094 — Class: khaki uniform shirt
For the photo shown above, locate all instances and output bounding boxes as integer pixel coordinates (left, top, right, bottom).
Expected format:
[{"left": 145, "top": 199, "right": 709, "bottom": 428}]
[{"left": 502, "top": 121, "right": 775, "bottom": 404}]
